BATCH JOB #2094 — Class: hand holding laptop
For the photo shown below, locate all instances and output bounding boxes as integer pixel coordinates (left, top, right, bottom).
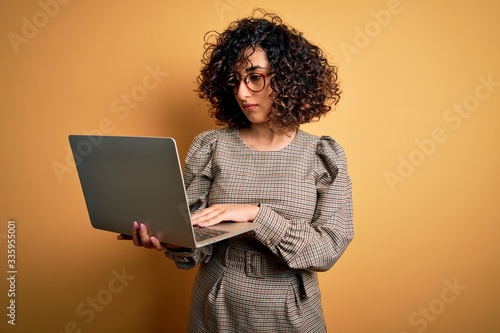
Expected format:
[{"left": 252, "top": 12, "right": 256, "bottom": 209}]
[
  {"left": 117, "top": 203, "right": 260, "bottom": 250},
  {"left": 117, "top": 221, "right": 182, "bottom": 251}
]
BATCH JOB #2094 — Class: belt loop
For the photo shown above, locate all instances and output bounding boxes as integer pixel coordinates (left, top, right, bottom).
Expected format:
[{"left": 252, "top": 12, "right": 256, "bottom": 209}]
[
  {"left": 295, "top": 271, "right": 308, "bottom": 299},
  {"left": 222, "top": 245, "right": 230, "bottom": 267}
]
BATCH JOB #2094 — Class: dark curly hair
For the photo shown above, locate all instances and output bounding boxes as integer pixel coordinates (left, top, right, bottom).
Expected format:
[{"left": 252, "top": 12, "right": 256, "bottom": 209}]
[{"left": 196, "top": 9, "right": 341, "bottom": 131}]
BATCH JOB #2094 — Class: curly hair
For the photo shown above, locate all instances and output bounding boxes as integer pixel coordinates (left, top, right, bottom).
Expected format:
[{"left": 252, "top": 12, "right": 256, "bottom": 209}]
[{"left": 196, "top": 9, "right": 341, "bottom": 131}]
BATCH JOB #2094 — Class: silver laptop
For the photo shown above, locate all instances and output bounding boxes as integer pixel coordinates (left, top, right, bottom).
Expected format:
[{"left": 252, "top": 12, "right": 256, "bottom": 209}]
[{"left": 69, "top": 135, "right": 257, "bottom": 248}]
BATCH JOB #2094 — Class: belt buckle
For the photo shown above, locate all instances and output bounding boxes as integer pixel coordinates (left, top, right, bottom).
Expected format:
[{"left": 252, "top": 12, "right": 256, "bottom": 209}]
[{"left": 245, "top": 251, "right": 267, "bottom": 278}]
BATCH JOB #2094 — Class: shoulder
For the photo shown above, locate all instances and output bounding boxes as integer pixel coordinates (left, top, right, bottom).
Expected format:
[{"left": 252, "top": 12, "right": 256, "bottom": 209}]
[
  {"left": 191, "top": 128, "right": 235, "bottom": 143},
  {"left": 186, "top": 129, "right": 217, "bottom": 160},
  {"left": 298, "top": 130, "right": 348, "bottom": 171},
  {"left": 192, "top": 129, "right": 218, "bottom": 146},
  {"left": 187, "top": 128, "right": 235, "bottom": 158}
]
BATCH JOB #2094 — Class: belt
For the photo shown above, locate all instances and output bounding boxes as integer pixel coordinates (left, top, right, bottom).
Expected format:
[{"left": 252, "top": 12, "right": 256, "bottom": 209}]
[{"left": 213, "top": 244, "right": 291, "bottom": 278}]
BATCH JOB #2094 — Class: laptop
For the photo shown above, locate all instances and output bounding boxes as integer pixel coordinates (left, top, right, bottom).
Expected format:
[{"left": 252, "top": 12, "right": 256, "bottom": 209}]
[{"left": 69, "top": 135, "right": 257, "bottom": 248}]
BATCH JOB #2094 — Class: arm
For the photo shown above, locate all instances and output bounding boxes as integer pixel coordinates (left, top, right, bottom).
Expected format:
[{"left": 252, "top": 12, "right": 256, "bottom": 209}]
[
  {"left": 162, "top": 130, "right": 219, "bottom": 269},
  {"left": 253, "top": 137, "right": 354, "bottom": 271}
]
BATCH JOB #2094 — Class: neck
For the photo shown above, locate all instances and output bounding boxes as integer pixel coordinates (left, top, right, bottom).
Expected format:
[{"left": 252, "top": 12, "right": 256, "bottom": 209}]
[{"left": 239, "top": 124, "right": 297, "bottom": 151}]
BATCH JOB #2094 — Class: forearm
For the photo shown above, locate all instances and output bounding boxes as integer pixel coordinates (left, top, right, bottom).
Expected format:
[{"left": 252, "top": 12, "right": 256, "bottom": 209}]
[{"left": 253, "top": 204, "right": 353, "bottom": 271}]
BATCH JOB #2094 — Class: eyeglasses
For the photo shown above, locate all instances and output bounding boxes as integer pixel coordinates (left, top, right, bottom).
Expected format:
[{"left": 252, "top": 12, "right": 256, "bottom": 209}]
[{"left": 230, "top": 72, "right": 274, "bottom": 93}]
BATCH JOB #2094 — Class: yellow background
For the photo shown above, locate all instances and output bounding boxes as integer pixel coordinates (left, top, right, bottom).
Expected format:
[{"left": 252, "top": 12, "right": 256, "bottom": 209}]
[{"left": 1, "top": 0, "right": 499, "bottom": 332}]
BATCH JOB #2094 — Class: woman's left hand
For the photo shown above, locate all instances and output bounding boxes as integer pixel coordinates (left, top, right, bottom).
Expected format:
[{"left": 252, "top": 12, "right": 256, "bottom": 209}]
[{"left": 191, "top": 204, "right": 259, "bottom": 227}]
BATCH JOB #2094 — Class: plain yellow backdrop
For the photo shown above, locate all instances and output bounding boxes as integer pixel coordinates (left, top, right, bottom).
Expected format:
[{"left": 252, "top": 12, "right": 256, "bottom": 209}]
[{"left": 1, "top": 0, "right": 499, "bottom": 332}]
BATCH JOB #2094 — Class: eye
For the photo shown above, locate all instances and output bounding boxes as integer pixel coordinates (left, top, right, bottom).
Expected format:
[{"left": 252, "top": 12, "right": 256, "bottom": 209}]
[{"left": 248, "top": 74, "right": 263, "bottom": 82}]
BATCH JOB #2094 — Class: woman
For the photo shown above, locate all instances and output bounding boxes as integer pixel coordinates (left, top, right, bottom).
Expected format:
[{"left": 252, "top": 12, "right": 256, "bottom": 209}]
[{"left": 119, "top": 10, "right": 354, "bottom": 333}]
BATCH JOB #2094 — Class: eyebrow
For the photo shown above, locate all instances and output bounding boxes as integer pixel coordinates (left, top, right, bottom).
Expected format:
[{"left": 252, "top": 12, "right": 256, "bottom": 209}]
[{"left": 245, "top": 65, "right": 268, "bottom": 72}]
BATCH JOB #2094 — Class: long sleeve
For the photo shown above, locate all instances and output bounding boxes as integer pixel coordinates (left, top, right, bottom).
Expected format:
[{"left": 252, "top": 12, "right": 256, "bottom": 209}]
[
  {"left": 164, "top": 130, "right": 218, "bottom": 269},
  {"left": 252, "top": 136, "right": 354, "bottom": 271}
]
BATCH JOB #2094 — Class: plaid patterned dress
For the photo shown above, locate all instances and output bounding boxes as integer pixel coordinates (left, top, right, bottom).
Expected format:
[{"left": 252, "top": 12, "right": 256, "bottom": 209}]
[{"left": 165, "top": 128, "right": 354, "bottom": 333}]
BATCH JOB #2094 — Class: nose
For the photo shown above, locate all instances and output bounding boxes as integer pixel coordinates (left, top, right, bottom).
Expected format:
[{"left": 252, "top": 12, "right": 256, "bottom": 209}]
[{"left": 235, "top": 79, "right": 251, "bottom": 99}]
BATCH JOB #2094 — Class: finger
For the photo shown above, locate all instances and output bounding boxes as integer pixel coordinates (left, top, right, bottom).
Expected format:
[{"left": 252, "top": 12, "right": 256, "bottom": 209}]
[
  {"left": 117, "top": 234, "right": 132, "bottom": 240},
  {"left": 132, "top": 221, "right": 141, "bottom": 246},
  {"left": 192, "top": 204, "right": 225, "bottom": 218},
  {"left": 193, "top": 215, "right": 217, "bottom": 226},
  {"left": 138, "top": 223, "right": 153, "bottom": 248},
  {"left": 197, "top": 214, "right": 226, "bottom": 227},
  {"left": 150, "top": 237, "right": 165, "bottom": 251},
  {"left": 192, "top": 208, "right": 226, "bottom": 226},
  {"left": 191, "top": 208, "right": 213, "bottom": 222}
]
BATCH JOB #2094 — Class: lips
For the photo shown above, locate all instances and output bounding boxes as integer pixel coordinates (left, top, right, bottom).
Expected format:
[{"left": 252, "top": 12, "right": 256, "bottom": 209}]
[{"left": 242, "top": 103, "right": 258, "bottom": 111}]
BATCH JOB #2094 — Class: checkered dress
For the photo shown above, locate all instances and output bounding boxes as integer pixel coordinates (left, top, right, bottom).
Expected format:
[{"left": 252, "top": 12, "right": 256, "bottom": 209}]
[{"left": 165, "top": 128, "right": 354, "bottom": 333}]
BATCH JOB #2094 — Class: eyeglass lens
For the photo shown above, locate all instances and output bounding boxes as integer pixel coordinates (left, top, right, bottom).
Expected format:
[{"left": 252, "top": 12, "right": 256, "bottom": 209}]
[{"left": 232, "top": 73, "right": 267, "bottom": 93}]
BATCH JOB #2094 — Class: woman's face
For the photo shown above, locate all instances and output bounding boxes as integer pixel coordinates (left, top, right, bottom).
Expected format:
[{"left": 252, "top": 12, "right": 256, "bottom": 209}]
[{"left": 232, "top": 47, "right": 274, "bottom": 127}]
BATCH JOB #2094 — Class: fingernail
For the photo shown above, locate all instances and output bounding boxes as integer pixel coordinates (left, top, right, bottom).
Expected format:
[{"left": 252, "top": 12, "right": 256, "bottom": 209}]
[{"left": 140, "top": 223, "right": 145, "bottom": 231}]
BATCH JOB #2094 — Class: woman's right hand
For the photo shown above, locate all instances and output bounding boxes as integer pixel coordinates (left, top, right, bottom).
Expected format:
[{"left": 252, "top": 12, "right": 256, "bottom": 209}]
[{"left": 117, "top": 221, "right": 181, "bottom": 251}]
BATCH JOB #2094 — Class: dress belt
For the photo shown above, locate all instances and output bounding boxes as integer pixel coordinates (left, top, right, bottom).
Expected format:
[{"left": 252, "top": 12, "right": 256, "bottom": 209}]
[{"left": 213, "top": 244, "right": 292, "bottom": 278}]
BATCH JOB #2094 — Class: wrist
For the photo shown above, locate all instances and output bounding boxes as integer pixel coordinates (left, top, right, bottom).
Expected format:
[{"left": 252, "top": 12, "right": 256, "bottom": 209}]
[{"left": 250, "top": 203, "right": 260, "bottom": 221}]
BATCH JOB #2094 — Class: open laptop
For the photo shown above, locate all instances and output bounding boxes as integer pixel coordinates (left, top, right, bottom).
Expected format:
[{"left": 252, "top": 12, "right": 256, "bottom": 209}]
[{"left": 69, "top": 135, "right": 257, "bottom": 248}]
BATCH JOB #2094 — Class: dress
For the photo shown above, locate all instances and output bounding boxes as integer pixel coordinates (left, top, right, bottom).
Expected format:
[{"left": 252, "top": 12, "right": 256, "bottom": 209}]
[{"left": 165, "top": 128, "right": 354, "bottom": 333}]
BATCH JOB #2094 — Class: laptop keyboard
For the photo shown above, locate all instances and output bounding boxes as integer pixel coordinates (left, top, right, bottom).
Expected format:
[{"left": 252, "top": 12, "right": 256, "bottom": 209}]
[{"left": 193, "top": 226, "right": 229, "bottom": 242}]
